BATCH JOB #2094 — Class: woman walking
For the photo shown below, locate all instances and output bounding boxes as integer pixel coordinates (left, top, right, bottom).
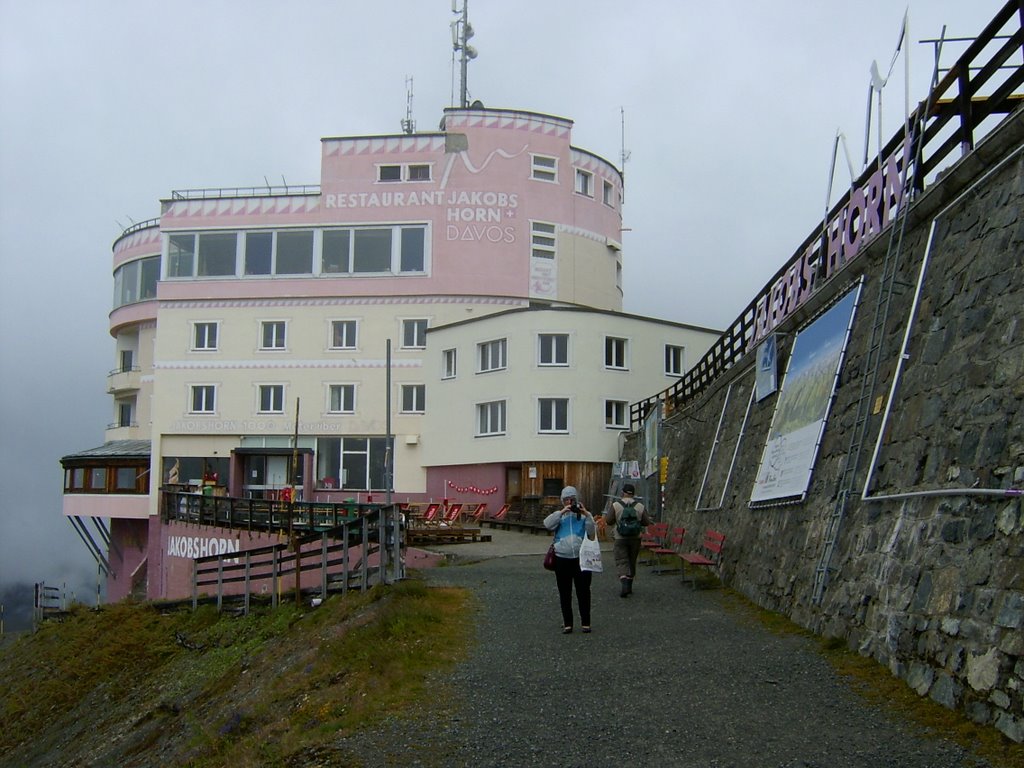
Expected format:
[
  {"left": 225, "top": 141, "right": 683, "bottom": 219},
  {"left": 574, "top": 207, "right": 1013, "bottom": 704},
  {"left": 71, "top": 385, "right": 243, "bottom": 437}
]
[{"left": 543, "top": 486, "right": 597, "bottom": 634}]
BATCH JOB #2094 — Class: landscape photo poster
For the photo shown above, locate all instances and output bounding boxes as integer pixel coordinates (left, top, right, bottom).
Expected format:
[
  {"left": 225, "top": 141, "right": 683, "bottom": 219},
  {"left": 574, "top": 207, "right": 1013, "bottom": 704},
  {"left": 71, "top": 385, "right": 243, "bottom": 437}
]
[
  {"left": 750, "top": 282, "right": 862, "bottom": 505},
  {"left": 755, "top": 334, "right": 778, "bottom": 402}
]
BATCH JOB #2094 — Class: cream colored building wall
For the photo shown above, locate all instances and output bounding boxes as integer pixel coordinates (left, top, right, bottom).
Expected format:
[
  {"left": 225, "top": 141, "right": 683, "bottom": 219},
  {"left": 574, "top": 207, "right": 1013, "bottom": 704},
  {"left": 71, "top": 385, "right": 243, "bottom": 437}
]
[
  {"left": 146, "top": 294, "right": 529, "bottom": 511},
  {"left": 421, "top": 307, "right": 720, "bottom": 467}
]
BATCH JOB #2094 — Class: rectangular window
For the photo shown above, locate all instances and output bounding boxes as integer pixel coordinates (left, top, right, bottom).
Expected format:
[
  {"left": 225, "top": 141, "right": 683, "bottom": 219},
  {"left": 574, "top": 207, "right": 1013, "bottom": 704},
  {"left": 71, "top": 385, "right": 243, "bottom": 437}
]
[
  {"left": 90, "top": 467, "right": 107, "bottom": 491},
  {"left": 190, "top": 384, "right": 216, "bottom": 413},
  {"left": 605, "top": 399, "right": 628, "bottom": 429},
  {"left": 193, "top": 322, "right": 218, "bottom": 351},
  {"left": 139, "top": 256, "right": 160, "bottom": 300},
  {"left": 477, "top": 400, "right": 506, "bottom": 436},
  {"left": 531, "top": 154, "right": 557, "bottom": 182},
  {"left": 401, "top": 384, "right": 426, "bottom": 413},
  {"left": 574, "top": 169, "right": 593, "bottom": 197},
  {"left": 167, "top": 234, "right": 196, "bottom": 277},
  {"left": 115, "top": 467, "right": 138, "bottom": 491},
  {"left": 531, "top": 221, "right": 556, "bottom": 259},
  {"left": 244, "top": 232, "right": 273, "bottom": 275},
  {"left": 665, "top": 344, "right": 685, "bottom": 376},
  {"left": 400, "top": 227, "right": 425, "bottom": 272},
  {"left": 539, "top": 398, "right": 569, "bottom": 433},
  {"left": 118, "top": 401, "right": 133, "bottom": 428},
  {"left": 322, "top": 229, "right": 351, "bottom": 273},
  {"left": 328, "top": 384, "right": 356, "bottom": 413},
  {"left": 407, "top": 164, "right": 431, "bottom": 181},
  {"left": 261, "top": 321, "right": 286, "bottom": 350},
  {"left": 478, "top": 338, "right": 507, "bottom": 372},
  {"left": 120, "top": 349, "right": 134, "bottom": 372},
  {"left": 402, "top": 318, "right": 428, "bottom": 349},
  {"left": 378, "top": 164, "right": 401, "bottom": 182},
  {"left": 275, "top": 230, "right": 313, "bottom": 274},
  {"left": 331, "top": 320, "right": 358, "bottom": 349},
  {"left": 317, "top": 436, "right": 392, "bottom": 492},
  {"left": 258, "top": 384, "right": 284, "bottom": 413},
  {"left": 605, "top": 336, "right": 628, "bottom": 370},
  {"left": 442, "top": 348, "right": 457, "bottom": 379},
  {"left": 603, "top": 179, "right": 614, "bottom": 206},
  {"left": 197, "top": 232, "right": 237, "bottom": 276},
  {"left": 538, "top": 333, "right": 568, "bottom": 366},
  {"left": 353, "top": 228, "right": 392, "bottom": 272}
]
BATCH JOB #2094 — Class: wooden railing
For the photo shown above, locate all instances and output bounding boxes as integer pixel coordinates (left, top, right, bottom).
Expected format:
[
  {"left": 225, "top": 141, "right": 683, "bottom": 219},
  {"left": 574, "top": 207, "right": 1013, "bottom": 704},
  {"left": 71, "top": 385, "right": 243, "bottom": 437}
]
[
  {"left": 631, "top": 0, "right": 1024, "bottom": 428},
  {"left": 182, "top": 501, "right": 405, "bottom": 614}
]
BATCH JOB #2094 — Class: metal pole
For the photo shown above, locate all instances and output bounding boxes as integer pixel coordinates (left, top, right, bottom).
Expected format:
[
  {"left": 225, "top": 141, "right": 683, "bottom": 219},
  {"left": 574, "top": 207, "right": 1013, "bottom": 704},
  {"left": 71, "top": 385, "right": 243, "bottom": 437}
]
[{"left": 386, "top": 339, "right": 393, "bottom": 507}]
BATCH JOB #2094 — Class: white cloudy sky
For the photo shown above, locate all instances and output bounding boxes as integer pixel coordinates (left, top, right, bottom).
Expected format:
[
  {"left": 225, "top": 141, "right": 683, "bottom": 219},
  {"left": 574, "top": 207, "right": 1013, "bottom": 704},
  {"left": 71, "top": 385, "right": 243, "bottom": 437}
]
[{"left": 0, "top": 0, "right": 1003, "bottom": 599}]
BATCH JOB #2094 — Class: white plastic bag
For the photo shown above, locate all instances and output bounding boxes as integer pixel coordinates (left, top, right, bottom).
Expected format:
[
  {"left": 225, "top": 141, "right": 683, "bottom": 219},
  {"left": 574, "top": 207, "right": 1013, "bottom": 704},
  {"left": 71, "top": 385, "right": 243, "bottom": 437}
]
[{"left": 579, "top": 533, "right": 603, "bottom": 572}]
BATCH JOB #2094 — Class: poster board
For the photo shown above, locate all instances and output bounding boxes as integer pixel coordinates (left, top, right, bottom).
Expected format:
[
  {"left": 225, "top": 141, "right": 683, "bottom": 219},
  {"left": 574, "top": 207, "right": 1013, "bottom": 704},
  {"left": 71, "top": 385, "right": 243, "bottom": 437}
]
[{"left": 750, "top": 282, "right": 862, "bottom": 505}]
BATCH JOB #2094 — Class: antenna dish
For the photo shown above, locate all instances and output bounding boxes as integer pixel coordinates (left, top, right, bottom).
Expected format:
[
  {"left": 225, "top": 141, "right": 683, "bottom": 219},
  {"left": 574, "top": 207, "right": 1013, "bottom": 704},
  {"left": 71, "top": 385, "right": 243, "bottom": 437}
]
[{"left": 469, "top": 100, "right": 485, "bottom": 109}]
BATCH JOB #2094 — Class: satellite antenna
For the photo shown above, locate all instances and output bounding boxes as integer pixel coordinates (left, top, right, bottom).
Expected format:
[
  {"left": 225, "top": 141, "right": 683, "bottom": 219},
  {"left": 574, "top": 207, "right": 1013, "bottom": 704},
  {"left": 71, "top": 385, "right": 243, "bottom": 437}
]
[
  {"left": 451, "top": 0, "right": 477, "bottom": 107},
  {"left": 401, "top": 76, "right": 416, "bottom": 135}
]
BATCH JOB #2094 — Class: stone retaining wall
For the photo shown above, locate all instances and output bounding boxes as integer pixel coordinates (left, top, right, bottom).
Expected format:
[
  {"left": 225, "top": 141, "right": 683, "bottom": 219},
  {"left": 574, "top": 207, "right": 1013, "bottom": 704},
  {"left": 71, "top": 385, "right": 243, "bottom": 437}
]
[{"left": 624, "top": 111, "right": 1024, "bottom": 742}]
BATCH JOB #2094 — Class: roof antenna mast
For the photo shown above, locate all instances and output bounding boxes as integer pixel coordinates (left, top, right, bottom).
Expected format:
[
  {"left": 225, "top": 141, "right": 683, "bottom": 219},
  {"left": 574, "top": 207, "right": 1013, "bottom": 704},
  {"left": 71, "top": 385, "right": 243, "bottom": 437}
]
[
  {"left": 401, "top": 76, "right": 416, "bottom": 135},
  {"left": 451, "top": 0, "right": 477, "bottom": 107}
]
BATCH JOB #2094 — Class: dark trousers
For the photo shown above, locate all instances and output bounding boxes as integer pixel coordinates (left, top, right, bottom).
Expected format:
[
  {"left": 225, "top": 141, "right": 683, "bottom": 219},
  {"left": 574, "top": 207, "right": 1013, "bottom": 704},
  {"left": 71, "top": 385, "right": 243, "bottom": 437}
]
[
  {"left": 613, "top": 537, "right": 642, "bottom": 579},
  {"left": 554, "top": 555, "right": 592, "bottom": 627}
]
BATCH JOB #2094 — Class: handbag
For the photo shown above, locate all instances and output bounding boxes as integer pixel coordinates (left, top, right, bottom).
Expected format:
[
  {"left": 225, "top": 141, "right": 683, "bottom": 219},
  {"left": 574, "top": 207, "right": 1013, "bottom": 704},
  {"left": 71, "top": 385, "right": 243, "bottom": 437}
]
[
  {"left": 579, "top": 532, "right": 603, "bottom": 573},
  {"left": 543, "top": 543, "right": 556, "bottom": 571}
]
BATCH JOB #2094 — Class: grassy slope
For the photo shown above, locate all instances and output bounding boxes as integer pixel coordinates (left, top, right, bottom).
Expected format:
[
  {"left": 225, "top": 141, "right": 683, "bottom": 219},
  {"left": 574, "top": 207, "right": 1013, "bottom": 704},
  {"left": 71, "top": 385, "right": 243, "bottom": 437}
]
[{"left": 0, "top": 579, "right": 471, "bottom": 768}]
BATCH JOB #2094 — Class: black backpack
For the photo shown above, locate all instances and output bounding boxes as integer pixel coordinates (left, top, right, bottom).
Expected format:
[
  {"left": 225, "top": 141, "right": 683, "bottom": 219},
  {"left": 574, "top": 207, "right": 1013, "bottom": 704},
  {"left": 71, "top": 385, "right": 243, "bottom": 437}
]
[{"left": 616, "top": 499, "right": 642, "bottom": 537}]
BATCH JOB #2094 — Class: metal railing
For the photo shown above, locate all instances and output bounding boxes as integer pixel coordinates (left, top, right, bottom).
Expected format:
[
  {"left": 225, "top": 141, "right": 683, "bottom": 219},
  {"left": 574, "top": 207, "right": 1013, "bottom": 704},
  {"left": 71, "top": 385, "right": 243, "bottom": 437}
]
[
  {"left": 169, "top": 184, "right": 320, "bottom": 201},
  {"left": 631, "top": 0, "right": 1024, "bottom": 428}
]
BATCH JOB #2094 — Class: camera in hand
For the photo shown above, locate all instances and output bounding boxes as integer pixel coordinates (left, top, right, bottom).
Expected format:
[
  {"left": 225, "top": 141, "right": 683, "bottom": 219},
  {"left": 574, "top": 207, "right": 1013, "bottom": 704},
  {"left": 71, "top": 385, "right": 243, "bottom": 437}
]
[{"left": 570, "top": 499, "right": 579, "bottom": 514}]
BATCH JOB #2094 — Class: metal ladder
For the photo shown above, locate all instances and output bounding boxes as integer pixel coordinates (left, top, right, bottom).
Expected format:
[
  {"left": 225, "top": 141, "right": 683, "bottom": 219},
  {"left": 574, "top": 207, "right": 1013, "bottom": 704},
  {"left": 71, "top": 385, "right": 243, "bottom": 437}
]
[{"left": 810, "top": 129, "right": 922, "bottom": 605}]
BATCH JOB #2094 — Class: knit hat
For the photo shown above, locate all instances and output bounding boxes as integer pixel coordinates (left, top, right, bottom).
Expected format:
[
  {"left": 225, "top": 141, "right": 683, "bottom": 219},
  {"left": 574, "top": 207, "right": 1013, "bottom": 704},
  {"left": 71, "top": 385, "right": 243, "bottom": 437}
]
[{"left": 560, "top": 485, "right": 578, "bottom": 501}]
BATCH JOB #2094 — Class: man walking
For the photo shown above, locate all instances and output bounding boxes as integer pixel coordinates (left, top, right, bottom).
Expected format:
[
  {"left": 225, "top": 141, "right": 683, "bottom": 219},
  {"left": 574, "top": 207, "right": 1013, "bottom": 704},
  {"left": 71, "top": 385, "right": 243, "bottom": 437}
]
[{"left": 604, "top": 483, "right": 652, "bottom": 597}]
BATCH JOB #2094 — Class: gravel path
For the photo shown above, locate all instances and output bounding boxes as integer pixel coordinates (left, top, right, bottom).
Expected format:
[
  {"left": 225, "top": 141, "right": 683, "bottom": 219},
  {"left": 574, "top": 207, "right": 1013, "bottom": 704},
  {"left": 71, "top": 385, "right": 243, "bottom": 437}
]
[{"left": 333, "top": 542, "right": 991, "bottom": 768}]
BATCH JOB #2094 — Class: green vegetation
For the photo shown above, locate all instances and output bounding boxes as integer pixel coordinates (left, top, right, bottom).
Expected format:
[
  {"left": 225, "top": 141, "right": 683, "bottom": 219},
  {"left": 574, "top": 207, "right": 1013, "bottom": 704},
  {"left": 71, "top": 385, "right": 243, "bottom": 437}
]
[
  {"left": 0, "top": 580, "right": 472, "bottom": 768},
  {"left": 720, "top": 590, "right": 1024, "bottom": 768}
]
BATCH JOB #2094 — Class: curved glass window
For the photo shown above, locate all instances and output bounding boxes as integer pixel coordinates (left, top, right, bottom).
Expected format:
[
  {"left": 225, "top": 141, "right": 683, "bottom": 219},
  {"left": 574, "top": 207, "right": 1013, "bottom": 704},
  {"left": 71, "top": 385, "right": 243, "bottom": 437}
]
[{"left": 113, "top": 255, "right": 161, "bottom": 309}]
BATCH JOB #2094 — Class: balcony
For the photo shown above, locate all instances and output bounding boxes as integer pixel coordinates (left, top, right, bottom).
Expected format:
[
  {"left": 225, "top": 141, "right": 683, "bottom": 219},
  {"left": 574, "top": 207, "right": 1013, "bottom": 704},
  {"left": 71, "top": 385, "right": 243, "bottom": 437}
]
[{"left": 107, "top": 366, "right": 141, "bottom": 395}]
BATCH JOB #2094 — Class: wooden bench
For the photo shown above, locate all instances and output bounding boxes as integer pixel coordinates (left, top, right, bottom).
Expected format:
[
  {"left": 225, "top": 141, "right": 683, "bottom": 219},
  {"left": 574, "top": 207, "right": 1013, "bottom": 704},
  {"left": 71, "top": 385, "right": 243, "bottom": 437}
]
[{"left": 679, "top": 529, "right": 726, "bottom": 589}]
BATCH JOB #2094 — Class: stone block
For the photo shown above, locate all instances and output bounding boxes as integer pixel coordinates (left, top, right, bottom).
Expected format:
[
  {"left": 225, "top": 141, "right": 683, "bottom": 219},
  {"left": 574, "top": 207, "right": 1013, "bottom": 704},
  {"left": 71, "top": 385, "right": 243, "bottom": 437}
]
[
  {"left": 966, "top": 647, "right": 1002, "bottom": 691},
  {"left": 940, "top": 616, "right": 961, "bottom": 635},
  {"left": 995, "top": 712, "right": 1024, "bottom": 744},
  {"left": 995, "top": 591, "right": 1024, "bottom": 629},
  {"left": 907, "top": 662, "right": 934, "bottom": 695},
  {"left": 989, "top": 689, "right": 1011, "bottom": 709},
  {"left": 966, "top": 700, "right": 992, "bottom": 725},
  {"left": 929, "top": 673, "right": 962, "bottom": 709}
]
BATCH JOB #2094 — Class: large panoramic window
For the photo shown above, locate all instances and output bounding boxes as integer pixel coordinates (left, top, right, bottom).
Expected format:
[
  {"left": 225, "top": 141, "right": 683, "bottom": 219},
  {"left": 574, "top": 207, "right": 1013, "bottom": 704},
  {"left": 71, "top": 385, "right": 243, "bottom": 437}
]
[
  {"left": 322, "top": 225, "right": 427, "bottom": 275},
  {"left": 197, "top": 233, "right": 237, "bottom": 276},
  {"left": 167, "top": 234, "right": 196, "bottom": 277},
  {"left": 113, "top": 255, "right": 160, "bottom": 308}
]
